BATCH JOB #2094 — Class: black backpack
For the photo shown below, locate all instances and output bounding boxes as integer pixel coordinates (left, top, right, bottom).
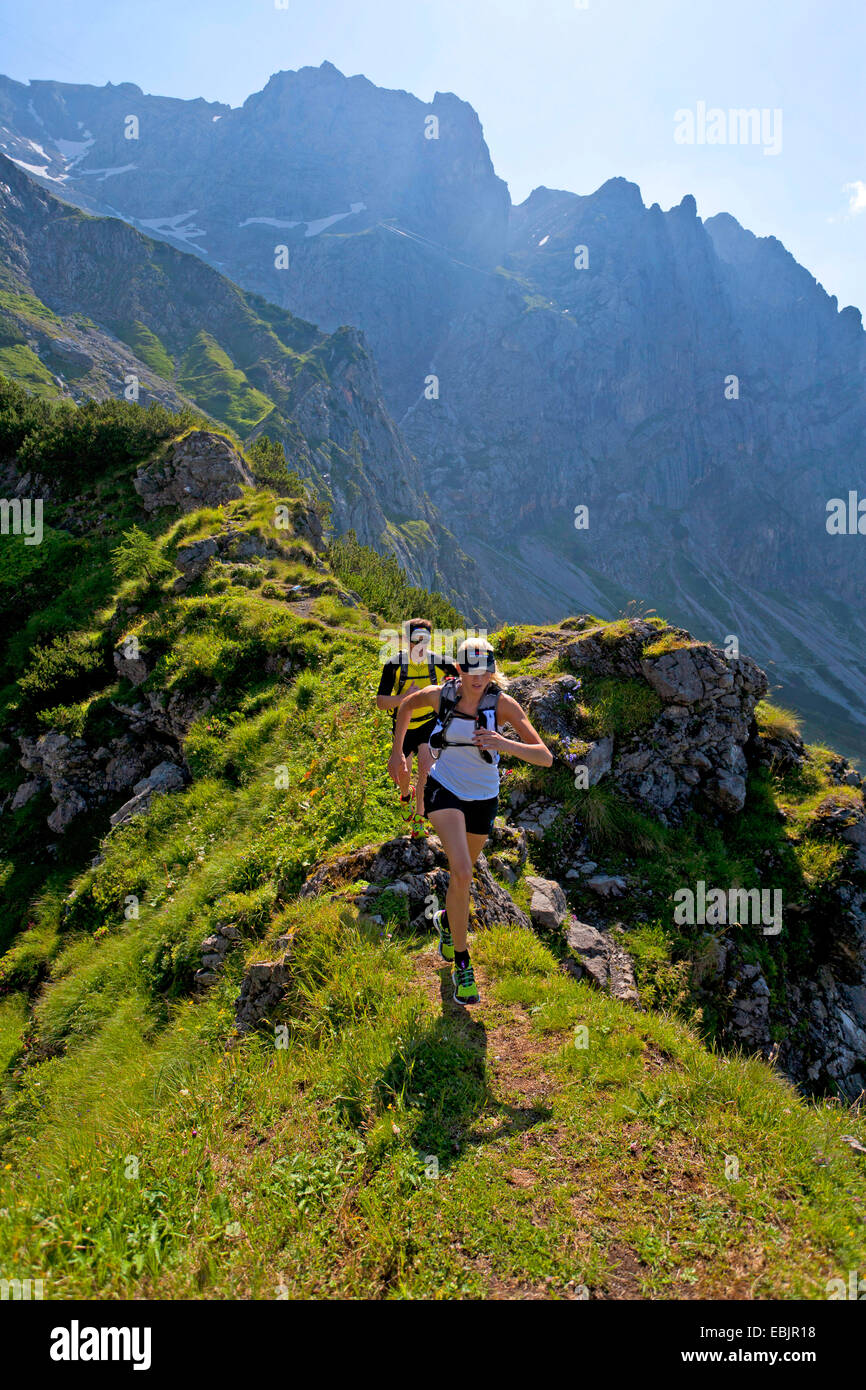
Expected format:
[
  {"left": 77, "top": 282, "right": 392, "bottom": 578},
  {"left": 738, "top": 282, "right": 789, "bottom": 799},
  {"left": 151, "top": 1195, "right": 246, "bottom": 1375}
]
[
  {"left": 395, "top": 652, "right": 439, "bottom": 694},
  {"left": 390, "top": 651, "right": 440, "bottom": 724}
]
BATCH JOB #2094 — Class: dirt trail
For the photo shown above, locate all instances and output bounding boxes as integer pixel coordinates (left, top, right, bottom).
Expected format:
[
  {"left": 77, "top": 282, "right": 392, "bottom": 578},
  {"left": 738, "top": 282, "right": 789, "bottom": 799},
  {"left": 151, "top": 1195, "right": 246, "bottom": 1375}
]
[{"left": 406, "top": 931, "right": 746, "bottom": 1301}]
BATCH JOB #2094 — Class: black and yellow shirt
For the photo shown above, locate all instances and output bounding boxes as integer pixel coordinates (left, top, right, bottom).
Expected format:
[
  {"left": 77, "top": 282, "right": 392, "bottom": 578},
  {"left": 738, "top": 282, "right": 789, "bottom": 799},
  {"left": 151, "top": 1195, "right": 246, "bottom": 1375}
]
[{"left": 377, "top": 653, "right": 458, "bottom": 729}]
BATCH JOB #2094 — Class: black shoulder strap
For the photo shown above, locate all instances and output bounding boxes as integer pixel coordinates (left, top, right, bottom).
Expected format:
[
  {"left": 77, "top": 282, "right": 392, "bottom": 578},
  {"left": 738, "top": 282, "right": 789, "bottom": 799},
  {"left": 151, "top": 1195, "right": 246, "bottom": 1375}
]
[
  {"left": 427, "top": 653, "right": 437, "bottom": 686},
  {"left": 439, "top": 675, "right": 459, "bottom": 711},
  {"left": 395, "top": 653, "right": 409, "bottom": 694},
  {"left": 479, "top": 686, "right": 501, "bottom": 723}
]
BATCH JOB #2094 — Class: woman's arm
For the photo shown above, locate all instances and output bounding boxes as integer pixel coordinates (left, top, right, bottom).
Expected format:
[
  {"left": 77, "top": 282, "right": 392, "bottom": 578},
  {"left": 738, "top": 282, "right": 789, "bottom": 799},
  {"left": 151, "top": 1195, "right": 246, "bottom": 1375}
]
[
  {"left": 473, "top": 693, "right": 553, "bottom": 767},
  {"left": 387, "top": 686, "right": 442, "bottom": 782}
]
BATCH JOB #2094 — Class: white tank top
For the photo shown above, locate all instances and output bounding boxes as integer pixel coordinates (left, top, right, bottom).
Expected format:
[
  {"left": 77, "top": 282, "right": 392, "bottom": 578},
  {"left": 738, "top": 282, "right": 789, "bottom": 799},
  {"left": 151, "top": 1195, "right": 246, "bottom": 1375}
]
[{"left": 429, "top": 711, "right": 500, "bottom": 801}]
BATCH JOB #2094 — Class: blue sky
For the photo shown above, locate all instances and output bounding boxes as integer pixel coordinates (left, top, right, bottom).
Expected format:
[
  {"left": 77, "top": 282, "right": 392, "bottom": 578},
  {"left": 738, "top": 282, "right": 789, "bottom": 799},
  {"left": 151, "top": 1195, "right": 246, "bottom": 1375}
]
[{"left": 2, "top": 0, "right": 864, "bottom": 313}]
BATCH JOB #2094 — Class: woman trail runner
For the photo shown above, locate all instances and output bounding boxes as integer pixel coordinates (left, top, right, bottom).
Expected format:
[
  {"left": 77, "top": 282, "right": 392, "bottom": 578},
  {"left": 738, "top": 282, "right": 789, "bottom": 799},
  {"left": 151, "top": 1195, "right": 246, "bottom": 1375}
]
[{"left": 389, "top": 636, "right": 552, "bottom": 1004}]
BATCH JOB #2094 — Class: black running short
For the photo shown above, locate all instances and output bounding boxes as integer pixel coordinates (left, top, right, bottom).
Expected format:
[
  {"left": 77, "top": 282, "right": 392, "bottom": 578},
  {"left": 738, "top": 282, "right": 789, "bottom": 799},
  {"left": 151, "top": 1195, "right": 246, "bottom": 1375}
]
[
  {"left": 423, "top": 776, "right": 498, "bottom": 836},
  {"left": 402, "top": 716, "right": 436, "bottom": 758}
]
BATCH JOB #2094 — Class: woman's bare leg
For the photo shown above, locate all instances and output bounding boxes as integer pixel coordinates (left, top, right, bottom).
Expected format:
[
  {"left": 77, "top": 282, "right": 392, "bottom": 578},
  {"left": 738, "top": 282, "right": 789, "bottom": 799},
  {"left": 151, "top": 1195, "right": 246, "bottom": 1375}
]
[
  {"left": 466, "top": 832, "right": 488, "bottom": 867},
  {"left": 427, "top": 808, "right": 473, "bottom": 953}
]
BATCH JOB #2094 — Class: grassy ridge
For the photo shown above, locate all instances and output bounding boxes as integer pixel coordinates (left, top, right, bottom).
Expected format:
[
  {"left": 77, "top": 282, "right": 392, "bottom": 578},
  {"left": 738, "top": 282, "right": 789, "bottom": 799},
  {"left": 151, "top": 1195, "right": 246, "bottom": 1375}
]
[
  {"left": 2, "top": 905, "right": 864, "bottom": 1298},
  {"left": 1, "top": 388, "right": 865, "bottom": 1300}
]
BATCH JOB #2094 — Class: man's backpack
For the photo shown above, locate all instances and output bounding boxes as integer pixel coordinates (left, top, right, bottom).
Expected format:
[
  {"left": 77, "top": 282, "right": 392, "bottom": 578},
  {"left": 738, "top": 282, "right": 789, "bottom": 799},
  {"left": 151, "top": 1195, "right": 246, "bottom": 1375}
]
[
  {"left": 390, "top": 651, "right": 439, "bottom": 724},
  {"left": 396, "top": 652, "right": 438, "bottom": 695}
]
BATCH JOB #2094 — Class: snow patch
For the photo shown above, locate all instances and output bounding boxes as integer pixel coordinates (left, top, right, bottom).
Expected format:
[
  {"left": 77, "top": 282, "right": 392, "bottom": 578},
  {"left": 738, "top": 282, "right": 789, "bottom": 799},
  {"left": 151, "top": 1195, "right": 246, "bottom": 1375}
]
[
  {"left": 23, "top": 137, "right": 52, "bottom": 163},
  {"left": 8, "top": 156, "right": 68, "bottom": 183},
  {"left": 238, "top": 216, "right": 301, "bottom": 230},
  {"left": 76, "top": 163, "right": 137, "bottom": 180},
  {"left": 305, "top": 202, "right": 366, "bottom": 236},
  {"left": 238, "top": 201, "right": 366, "bottom": 237},
  {"left": 138, "top": 210, "right": 209, "bottom": 252},
  {"left": 55, "top": 136, "right": 95, "bottom": 170}
]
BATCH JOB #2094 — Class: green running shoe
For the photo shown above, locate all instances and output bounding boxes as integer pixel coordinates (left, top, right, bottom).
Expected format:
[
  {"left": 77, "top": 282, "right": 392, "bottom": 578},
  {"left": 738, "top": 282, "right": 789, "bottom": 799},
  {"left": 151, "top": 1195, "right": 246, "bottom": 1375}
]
[
  {"left": 433, "top": 908, "right": 454, "bottom": 962},
  {"left": 452, "top": 960, "right": 480, "bottom": 1006}
]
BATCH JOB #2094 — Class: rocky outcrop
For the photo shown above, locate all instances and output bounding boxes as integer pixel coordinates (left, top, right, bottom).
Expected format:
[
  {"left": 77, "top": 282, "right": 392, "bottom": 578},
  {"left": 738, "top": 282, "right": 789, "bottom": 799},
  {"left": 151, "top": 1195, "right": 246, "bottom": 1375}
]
[
  {"left": 113, "top": 643, "right": 149, "bottom": 687},
  {"left": 109, "top": 760, "right": 186, "bottom": 828},
  {"left": 810, "top": 795, "right": 866, "bottom": 872},
  {"left": 134, "top": 431, "right": 254, "bottom": 515},
  {"left": 195, "top": 919, "right": 242, "bottom": 990},
  {"left": 14, "top": 729, "right": 179, "bottom": 834},
  {"left": 170, "top": 513, "right": 327, "bottom": 593},
  {"left": 519, "top": 872, "right": 640, "bottom": 1006},
  {"left": 113, "top": 688, "right": 215, "bottom": 745},
  {"left": 524, "top": 875, "right": 568, "bottom": 932},
  {"left": 487, "top": 819, "right": 528, "bottom": 884},
  {"left": 508, "top": 621, "right": 768, "bottom": 824},
  {"left": 299, "top": 834, "right": 530, "bottom": 933},
  {"left": 586, "top": 874, "right": 628, "bottom": 899},
  {"left": 234, "top": 939, "right": 293, "bottom": 1032}
]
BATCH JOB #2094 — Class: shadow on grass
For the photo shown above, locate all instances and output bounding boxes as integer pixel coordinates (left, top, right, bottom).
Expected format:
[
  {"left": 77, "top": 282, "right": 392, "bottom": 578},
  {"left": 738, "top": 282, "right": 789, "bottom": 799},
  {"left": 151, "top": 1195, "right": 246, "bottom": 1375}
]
[{"left": 371, "top": 962, "right": 552, "bottom": 1174}]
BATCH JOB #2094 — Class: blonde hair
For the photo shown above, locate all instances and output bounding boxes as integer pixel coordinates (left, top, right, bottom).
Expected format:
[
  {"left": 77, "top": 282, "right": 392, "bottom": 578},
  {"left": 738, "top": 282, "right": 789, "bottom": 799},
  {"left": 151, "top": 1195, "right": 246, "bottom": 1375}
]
[{"left": 455, "top": 637, "right": 508, "bottom": 691}]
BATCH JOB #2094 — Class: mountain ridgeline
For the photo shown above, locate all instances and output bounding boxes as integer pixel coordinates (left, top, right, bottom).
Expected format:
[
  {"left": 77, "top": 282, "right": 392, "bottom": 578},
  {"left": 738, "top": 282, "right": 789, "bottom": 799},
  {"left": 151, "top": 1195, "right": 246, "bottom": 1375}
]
[
  {"left": 0, "top": 63, "right": 863, "bottom": 756},
  {"left": 0, "top": 151, "right": 487, "bottom": 617}
]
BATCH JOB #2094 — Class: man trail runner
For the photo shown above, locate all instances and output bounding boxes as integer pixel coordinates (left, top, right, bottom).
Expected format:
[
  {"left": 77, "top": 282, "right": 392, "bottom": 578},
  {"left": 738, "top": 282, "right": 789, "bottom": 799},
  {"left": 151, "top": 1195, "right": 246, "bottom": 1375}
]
[{"left": 377, "top": 619, "right": 457, "bottom": 835}]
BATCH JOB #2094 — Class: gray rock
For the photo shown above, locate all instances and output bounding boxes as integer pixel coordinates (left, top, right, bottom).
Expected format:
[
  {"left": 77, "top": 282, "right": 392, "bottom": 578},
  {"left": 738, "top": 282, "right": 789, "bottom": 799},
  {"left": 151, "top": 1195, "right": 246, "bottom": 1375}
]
[
  {"left": 11, "top": 778, "right": 45, "bottom": 810},
  {"left": 113, "top": 646, "right": 149, "bottom": 687},
  {"left": 300, "top": 834, "right": 531, "bottom": 933},
  {"left": 111, "top": 761, "right": 185, "bottom": 828},
  {"left": 134, "top": 431, "right": 254, "bottom": 515},
  {"left": 586, "top": 874, "right": 627, "bottom": 898},
  {"left": 47, "top": 789, "right": 87, "bottom": 834},
  {"left": 704, "top": 772, "right": 747, "bottom": 813},
  {"left": 234, "top": 952, "right": 293, "bottom": 1030},
  {"left": 584, "top": 736, "right": 613, "bottom": 785},
  {"left": 173, "top": 536, "right": 219, "bottom": 590},
  {"left": 525, "top": 875, "right": 568, "bottom": 930},
  {"left": 641, "top": 647, "right": 706, "bottom": 704},
  {"left": 565, "top": 919, "right": 639, "bottom": 1004}
]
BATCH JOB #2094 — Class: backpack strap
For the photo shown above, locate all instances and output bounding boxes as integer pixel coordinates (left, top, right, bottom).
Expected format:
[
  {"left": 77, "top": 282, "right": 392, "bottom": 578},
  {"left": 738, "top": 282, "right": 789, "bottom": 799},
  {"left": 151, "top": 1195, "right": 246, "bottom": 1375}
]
[
  {"left": 395, "top": 653, "right": 409, "bottom": 695},
  {"left": 427, "top": 653, "right": 437, "bottom": 687},
  {"left": 429, "top": 679, "right": 499, "bottom": 763},
  {"left": 477, "top": 686, "right": 501, "bottom": 731},
  {"left": 429, "top": 677, "right": 459, "bottom": 751}
]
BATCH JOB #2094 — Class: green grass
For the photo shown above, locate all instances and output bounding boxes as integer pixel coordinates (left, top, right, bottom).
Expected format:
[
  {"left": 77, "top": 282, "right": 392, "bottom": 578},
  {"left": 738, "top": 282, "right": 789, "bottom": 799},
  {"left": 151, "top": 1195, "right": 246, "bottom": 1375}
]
[
  {"left": 755, "top": 700, "right": 803, "bottom": 742},
  {"left": 115, "top": 320, "right": 176, "bottom": 379},
  {"left": 0, "top": 288, "right": 64, "bottom": 331},
  {"left": 2, "top": 912, "right": 863, "bottom": 1298},
  {"left": 579, "top": 675, "right": 664, "bottom": 739},
  {"left": 0, "top": 343, "right": 59, "bottom": 393},
  {"left": 177, "top": 332, "right": 273, "bottom": 434},
  {"left": 1, "top": 378, "right": 865, "bottom": 1301},
  {"left": 642, "top": 631, "right": 703, "bottom": 660}
]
